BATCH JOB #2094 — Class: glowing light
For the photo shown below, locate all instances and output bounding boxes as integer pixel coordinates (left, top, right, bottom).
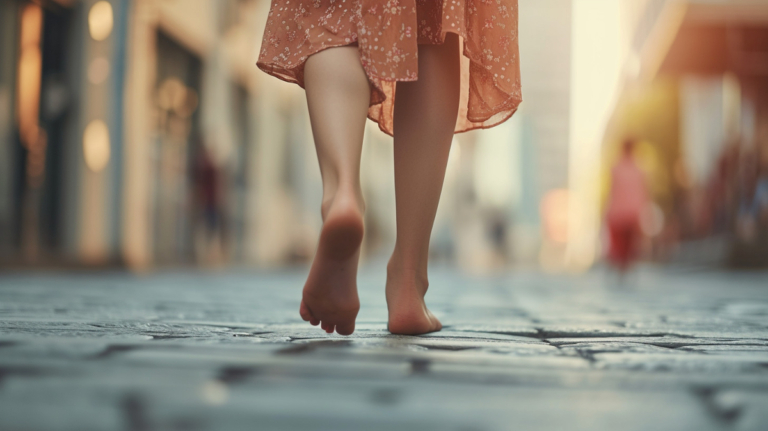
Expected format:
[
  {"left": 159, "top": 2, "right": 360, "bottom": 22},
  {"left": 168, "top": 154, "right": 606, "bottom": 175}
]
[
  {"left": 567, "top": 0, "right": 624, "bottom": 271},
  {"left": 83, "top": 120, "right": 111, "bottom": 172},
  {"left": 157, "top": 77, "right": 199, "bottom": 118},
  {"left": 88, "top": 1, "right": 114, "bottom": 41},
  {"left": 541, "top": 189, "right": 570, "bottom": 244},
  {"left": 87, "top": 57, "right": 111, "bottom": 84},
  {"left": 17, "top": 3, "right": 43, "bottom": 148},
  {"left": 157, "top": 78, "right": 186, "bottom": 111}
]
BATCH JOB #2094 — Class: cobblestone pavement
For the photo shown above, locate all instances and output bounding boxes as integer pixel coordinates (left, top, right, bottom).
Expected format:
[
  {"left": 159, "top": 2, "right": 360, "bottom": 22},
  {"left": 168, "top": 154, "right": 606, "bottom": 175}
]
[{"left": 1, "top": 266, "right": 767, "bottom": 431}]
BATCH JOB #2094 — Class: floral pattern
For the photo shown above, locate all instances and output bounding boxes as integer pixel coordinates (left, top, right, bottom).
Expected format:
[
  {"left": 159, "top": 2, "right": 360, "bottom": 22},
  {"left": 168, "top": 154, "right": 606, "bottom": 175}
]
[{"left": 257, "top": 0, "right": 522, "bottom": 136}]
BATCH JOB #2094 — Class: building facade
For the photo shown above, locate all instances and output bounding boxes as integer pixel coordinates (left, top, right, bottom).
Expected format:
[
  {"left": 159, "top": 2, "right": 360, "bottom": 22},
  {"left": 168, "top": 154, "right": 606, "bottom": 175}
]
[
  {"left": 0, "top": 0, "right": 325, "bottom": 269},
  {"left": 602, "top": 0, "right": 768, "bottom": 266}
]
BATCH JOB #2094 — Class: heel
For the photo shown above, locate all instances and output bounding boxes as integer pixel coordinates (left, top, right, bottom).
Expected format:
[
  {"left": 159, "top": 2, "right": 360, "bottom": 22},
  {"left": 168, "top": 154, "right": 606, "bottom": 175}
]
[{"left": 318, "top": 207, "right": 364, "bottom": 261}]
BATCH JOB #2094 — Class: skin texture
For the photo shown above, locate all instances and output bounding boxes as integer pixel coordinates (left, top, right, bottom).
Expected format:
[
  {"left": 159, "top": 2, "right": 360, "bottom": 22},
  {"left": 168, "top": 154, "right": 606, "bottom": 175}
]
[
  {"left": 301, "top": 46, "right": 369, "bottom": 336},
  {"left": 387, "top": 33, "right": 461, "bottom": 334},
  {"left": 300, "top": 34, "right": 461, "bottom": 335}
]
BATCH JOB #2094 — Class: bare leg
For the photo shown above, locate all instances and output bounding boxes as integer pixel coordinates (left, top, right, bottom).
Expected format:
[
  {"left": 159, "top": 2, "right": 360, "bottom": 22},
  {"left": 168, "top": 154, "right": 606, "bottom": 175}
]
[
  {"left": 299, "top": 46, "right": 370, "bottom": 335},
  {"left": 387, "top": 33, "right": 461, "bottom": 335}
]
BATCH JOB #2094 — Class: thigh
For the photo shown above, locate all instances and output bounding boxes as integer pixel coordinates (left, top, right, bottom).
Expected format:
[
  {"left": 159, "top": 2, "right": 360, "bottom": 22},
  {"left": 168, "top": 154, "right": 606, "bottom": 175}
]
[{"left": 304, "top": 45, "right": 368, "bottom": 96}]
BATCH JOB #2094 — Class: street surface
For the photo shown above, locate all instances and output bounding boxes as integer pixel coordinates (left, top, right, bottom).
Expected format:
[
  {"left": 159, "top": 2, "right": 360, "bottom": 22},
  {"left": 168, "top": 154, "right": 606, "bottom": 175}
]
[{"left": 1, "top": 265, "right": 767, "bottom": 430}]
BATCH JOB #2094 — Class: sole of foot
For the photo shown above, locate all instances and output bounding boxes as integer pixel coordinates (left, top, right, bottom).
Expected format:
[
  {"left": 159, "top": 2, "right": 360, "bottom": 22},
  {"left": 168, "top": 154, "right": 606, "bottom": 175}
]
[
  {"left": 386, "top": 272, "right": 442, "bottom": 335},
  {"left": 299, "top": 195, "right": 363, "bottom": 336}
]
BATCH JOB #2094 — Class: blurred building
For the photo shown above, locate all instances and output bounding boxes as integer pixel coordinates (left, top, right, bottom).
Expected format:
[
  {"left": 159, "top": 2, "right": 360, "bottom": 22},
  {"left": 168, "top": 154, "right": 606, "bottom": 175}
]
[
  {"left": 442, "top": 0, "right": 574, "bottom": 271},
  {"left": 6, "top": 0, "right": 761, "bottom": 271},
  {"left": 601, "top": 0, "right": 768, "bottom": 267},
  {"left": 0, "top": 0, "right": 325, "bottom": 270},
  {"left": 0, "top": 0, "right": 582, "bottom": 272}
]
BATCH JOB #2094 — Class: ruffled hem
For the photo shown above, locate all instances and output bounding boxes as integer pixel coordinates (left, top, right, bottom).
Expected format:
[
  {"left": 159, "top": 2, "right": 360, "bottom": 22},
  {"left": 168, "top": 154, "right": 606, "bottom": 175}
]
[
  {"left": 257, "top": 34, "right": 521, "bottom": 137},
  {"left": 256, "top": 1, "right": 522, "bottom": 137}
]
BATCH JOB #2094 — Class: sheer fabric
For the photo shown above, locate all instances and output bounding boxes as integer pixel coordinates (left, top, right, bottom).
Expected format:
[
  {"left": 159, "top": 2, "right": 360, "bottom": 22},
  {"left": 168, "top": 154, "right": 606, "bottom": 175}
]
[{"left": 257, "top": 0, "right": 522, "bottom": 136}]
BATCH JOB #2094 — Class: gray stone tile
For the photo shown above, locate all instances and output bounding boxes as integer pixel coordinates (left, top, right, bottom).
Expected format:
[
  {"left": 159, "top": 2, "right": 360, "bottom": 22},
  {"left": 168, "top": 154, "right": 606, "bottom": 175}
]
[{"left": 1, "top": 267, "right": 768, "bottom": 430}]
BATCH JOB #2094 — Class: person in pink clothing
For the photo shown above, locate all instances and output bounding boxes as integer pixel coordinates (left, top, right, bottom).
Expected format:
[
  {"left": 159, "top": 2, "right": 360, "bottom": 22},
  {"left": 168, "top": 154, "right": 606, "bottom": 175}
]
[{"left": 606, "top": 139, "right": 649, "bottom": 272}]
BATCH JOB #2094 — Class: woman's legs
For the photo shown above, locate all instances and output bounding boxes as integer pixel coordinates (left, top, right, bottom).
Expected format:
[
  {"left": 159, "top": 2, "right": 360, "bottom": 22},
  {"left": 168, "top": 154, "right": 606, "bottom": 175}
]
[
  {"left": 387, "top": 33, "right": 461, "bottom": 335},
  {"left": 300, "top": 46, "right": 370, "bottom": 335}
]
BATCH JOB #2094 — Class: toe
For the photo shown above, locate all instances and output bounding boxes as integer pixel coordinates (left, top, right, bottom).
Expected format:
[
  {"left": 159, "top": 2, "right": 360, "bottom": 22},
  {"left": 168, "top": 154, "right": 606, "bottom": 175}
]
[
  {"left": 321, "top": 322, "right": 333, "bottom": 333},
  {"left": 427, "top": 310, "right": 443, "bottom": 332},
  {"left": 309, "top": 318, "right": 320, "bottom": 326},
  {"left": 299, "top": 301, "right": 314, "bottom": 322},
  {"left": 433, "top": 319, "right": 443, "bottom": 331},
  {"left": 335, "top": 321, "right": 355, "bottom": 336},
  {"left": 299, "top": 301, "right": 312, "bottom": 322}
]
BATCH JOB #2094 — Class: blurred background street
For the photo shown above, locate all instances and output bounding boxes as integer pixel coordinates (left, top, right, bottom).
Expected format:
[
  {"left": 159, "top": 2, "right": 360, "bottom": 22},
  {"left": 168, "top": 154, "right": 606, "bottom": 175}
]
[
  {"left": 1, "top": 0, "right": 768, "bottom": 429},
  {"left": 1, "top": 266, "right": 767, "bottom": 430},
  {"left": 1, "top": 0, "right": 767, "bottom": 271}
]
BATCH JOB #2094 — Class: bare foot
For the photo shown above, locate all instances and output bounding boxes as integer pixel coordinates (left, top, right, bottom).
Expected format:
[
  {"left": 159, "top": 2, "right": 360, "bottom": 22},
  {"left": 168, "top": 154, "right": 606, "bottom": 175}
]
[
  {"left": 299, "top": 191, "right": 363, "bottom": 335},
  {"left": 385, "top": 261, "right": 442, "bottom": 335}
]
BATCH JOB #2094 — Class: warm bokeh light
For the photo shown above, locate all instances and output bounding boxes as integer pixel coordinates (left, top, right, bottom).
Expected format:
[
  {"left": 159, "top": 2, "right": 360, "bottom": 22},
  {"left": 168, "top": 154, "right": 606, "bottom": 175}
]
[
  {"left": 157, "top": 77, "right": 199, "bottom": 118},
  {"left": 88, "top": 1, "right": 114, "bottom": 42},
  {"left": 83, "top": 120, "right": 111, "bottom": 172},
  {"left": 87, "top": 57, "right": 111, "bottom": 84},
  {"left": 541, "top": 189, "right": 569, "bottom": 244},
  {"left": 158, "top": 77, "right": 186, "bottom": 112},
  {"left": 567, "top": 0, "right": 624, "bottom": 271},
  {"left": 17, "top": 3, "right": 43, "bottom": 149}
]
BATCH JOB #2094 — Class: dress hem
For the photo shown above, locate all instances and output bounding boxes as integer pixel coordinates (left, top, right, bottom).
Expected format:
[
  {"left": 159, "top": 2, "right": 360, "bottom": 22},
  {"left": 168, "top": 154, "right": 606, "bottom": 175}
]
[{"left": 256, "top": 30, "right": 522, "bottom": 138}]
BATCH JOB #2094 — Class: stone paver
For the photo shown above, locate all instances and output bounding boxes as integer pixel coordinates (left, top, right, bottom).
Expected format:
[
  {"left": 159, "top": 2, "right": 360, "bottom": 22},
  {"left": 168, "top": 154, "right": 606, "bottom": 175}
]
[{"left": 1, "top": 266, "right": 767, "bottom": 430}]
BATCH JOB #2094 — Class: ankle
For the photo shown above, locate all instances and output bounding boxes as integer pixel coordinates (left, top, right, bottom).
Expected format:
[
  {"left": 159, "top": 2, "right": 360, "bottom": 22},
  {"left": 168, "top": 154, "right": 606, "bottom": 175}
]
[
  {"left": 386, "top": 258, "right": 429, "bottom": 293},
  {"left": 321, "top": 185, "right": 365, "bottom": 220}
]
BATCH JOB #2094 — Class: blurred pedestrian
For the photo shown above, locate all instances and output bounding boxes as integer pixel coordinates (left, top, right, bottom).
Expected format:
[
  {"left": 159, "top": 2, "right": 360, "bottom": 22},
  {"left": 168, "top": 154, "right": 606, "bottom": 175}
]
[
  {"left": 193, "top": 144, "right": 226, "bottom": 264},
  {"left": 606, "top": 139, "right": 649, "bottom": 274},
  {"left": 257, "top": 1, "right": 522, "bottom": 335}
]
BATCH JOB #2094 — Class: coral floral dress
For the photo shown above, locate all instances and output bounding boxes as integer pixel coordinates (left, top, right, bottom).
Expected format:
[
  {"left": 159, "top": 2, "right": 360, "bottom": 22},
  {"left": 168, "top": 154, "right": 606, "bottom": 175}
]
[{"left": 257, "top": 0, "right": 522, "bottom": 136}]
